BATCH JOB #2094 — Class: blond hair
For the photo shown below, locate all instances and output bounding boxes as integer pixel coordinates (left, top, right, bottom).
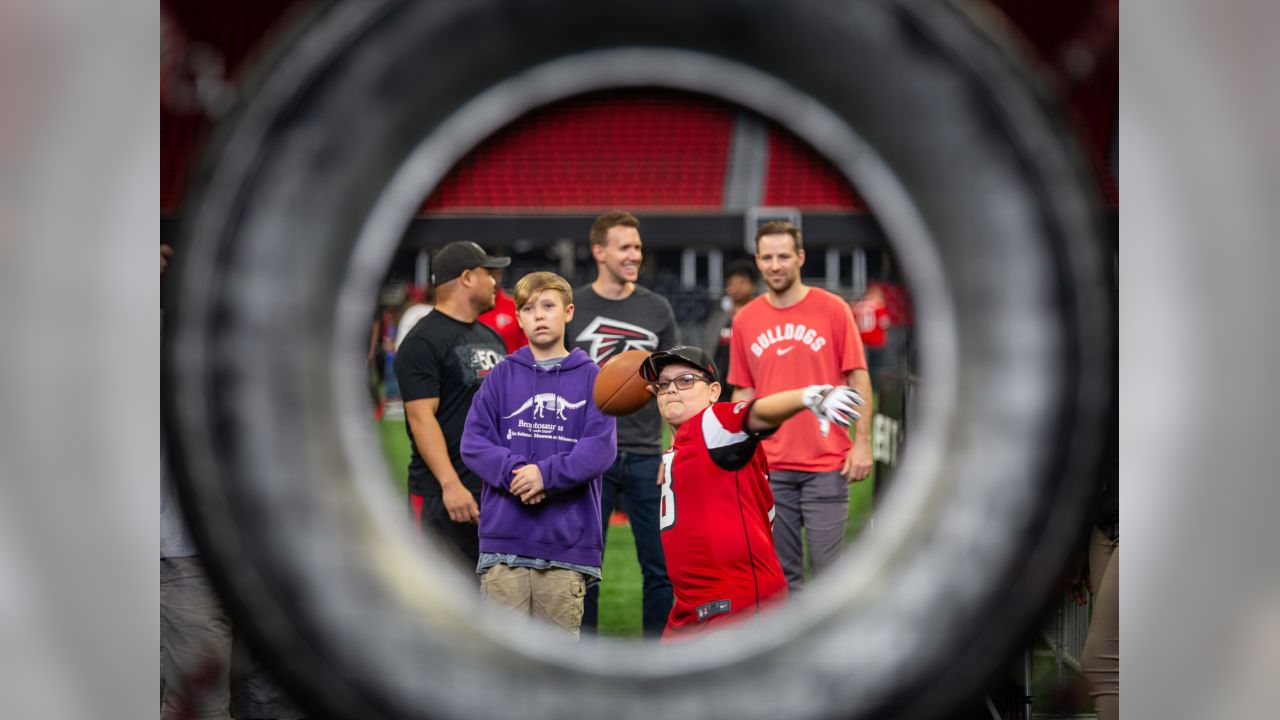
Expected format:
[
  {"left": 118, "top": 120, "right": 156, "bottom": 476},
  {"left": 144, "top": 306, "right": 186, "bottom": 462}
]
[{"left": 514, "top": 271, "right": 573, "bottom": 309}]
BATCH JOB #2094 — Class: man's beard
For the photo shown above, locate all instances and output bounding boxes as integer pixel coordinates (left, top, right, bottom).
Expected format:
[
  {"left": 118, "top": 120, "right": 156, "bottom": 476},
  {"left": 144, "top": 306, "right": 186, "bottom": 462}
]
[{"left": 768, "top": 273, "right": 796, "bottom": 294}]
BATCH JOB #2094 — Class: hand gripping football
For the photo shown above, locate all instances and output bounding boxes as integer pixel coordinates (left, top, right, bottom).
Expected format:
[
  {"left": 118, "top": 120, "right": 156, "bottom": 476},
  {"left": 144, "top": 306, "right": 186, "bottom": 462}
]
[{"left": 592, "top": 349, "right": 654, "bottom": 416}]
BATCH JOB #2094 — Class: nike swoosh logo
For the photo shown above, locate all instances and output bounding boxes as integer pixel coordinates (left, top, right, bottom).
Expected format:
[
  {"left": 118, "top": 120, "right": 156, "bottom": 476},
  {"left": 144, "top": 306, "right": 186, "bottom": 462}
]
[{"left": 777, "top": 346, "right": 795, "bottom": 355}]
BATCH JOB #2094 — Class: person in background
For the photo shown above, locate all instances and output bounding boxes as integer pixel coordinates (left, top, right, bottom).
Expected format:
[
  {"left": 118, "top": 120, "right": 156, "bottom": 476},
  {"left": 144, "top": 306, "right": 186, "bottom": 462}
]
[
  {"left": 377, "top": 285, "right": 433, "bottom": 420},
  {"left": 368, "top": 307, "right": 387, "bottom": 416},
  {"left": 1072, "top": 423, "right": 1118, "bottom": 720},
  {"left": 478, "top": 266, "right": 530, "bottom": 354},
  {"left": 640, "top": 346, "right": 862, "bottom": 641},
  {"left": 394, "top": 285, "right": 434, "bottom": 352},
  {"left": 850, "top": 281, "right": 890, "bottom": 378},
  {"left": 728, "top": 221, "right": 874, "bottom": 593},
  {"left": 161, "top": 244, "right": 232, "bottom": 720},
  {"left": 565, "top": 210, "right": 679, "bottom": 637},
  {"left": 461, "top": 272, "right": 616, "bottom": 639},
  {"left": 161, "top": 244, "right": 307, "bottom": 720},
  {"left": 702, "top": 259, "right": 759, "bottom": 400},
  {"left": 395, "top": 242, "right": 510, "bottom": 568}
]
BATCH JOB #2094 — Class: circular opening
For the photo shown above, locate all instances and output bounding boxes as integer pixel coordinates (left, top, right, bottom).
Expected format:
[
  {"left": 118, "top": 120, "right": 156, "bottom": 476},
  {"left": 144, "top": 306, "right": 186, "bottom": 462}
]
[{"left": 336, "top": 49, "right": 949, "bottom": 668}]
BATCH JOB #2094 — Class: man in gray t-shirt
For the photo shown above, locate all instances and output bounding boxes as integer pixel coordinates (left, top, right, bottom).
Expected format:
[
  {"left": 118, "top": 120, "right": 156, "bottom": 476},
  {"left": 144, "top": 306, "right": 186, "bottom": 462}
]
[{"left": 565, "top": 211, "right": 679, "bottom": 637}]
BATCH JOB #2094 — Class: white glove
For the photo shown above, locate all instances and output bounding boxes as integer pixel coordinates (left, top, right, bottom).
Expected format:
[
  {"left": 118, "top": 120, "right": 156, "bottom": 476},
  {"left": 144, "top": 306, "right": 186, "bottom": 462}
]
[{"left": 801, "top": 385, "right": 864, "bottom": 437}]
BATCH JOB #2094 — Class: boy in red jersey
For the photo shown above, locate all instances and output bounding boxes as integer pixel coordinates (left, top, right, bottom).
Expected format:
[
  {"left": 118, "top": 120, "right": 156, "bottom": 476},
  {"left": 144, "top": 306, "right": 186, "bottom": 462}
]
[{"left": 639, "top": 346, "right": 862, "bottom": 640}]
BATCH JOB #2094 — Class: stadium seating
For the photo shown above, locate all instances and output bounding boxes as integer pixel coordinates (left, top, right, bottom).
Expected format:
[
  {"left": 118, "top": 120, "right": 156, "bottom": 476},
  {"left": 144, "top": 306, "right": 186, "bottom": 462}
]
[
  {"left": 762, "top": 128, "right": 867, "bottom": 211},
  {"left": 161, "top": 0, "right": 1116, "bottom": 215},
  {"left": 422, "top": 90, "right": 736, "bottom": 212}
]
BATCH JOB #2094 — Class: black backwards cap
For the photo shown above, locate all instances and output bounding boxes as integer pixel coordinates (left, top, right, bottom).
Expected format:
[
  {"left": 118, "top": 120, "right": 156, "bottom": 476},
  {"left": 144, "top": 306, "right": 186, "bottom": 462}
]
[
  {"left": 639, "top": 345, "right": 719, "bottom": 383},
  {"left": 430, "top": 241, "right": 511, "bottom": 285}
]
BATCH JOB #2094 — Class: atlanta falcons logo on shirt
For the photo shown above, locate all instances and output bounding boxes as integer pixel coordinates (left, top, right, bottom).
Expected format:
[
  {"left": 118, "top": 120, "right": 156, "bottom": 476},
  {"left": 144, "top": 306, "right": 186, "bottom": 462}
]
[{"left": 574, "top": 317, "right": 659, "bottom": 364}]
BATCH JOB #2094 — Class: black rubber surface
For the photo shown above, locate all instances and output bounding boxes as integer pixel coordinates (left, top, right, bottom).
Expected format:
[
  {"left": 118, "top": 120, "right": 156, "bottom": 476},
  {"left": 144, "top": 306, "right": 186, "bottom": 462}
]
[{"left": 163, "top": 1, "right": 1115, "bottom": 718}]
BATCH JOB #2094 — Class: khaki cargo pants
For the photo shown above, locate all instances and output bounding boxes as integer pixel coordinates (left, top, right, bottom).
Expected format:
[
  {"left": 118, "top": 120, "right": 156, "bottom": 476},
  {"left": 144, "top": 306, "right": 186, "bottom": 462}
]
[{"left": 480, "top": 565, "right": 587, "bottom": 640}]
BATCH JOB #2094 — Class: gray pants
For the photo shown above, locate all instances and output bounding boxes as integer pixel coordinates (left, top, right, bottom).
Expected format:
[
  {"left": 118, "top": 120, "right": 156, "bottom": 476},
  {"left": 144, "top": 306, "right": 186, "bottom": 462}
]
[
  {"left": 161, "top": 556, "right": 306, "bottom": 719},
  {"left": 162, "top": 556, "right": 233, "bottom": 720},
  {"left": 768, "top": 470, "right": 849, "bottom": 591}
]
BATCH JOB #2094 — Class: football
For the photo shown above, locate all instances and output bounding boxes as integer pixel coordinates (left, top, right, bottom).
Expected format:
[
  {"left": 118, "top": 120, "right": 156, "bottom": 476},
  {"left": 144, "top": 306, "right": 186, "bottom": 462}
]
[{"left": 593, "top": 349, "right": 654, "bottom": 416}]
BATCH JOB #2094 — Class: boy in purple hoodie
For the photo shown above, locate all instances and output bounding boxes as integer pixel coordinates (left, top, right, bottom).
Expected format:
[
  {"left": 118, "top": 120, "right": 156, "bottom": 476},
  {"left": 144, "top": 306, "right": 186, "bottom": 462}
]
[{"left": 461, "top": 272, "right": 617, "bottom": 638}]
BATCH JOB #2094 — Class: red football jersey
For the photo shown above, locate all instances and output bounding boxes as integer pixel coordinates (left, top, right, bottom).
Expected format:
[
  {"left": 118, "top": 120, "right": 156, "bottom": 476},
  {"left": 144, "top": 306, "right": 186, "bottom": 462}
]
[
  {"left": 477, "top": 288, "right": 529, "bottom": 354},
  {"left": 660, "top": 401, "right": 788, "bottom": 641},
  {"left": 852, "top": 297, "right": 889, "bottom": 349}
]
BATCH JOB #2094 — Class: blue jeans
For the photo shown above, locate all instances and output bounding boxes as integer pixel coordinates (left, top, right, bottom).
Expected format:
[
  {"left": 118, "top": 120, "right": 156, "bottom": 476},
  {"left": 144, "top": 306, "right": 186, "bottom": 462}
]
[
  {"left": 384, "top": 353, "right": 400, "bottom": 398},
  {"left": 581, "top": 451, "right": 673, "bottom": 637}
]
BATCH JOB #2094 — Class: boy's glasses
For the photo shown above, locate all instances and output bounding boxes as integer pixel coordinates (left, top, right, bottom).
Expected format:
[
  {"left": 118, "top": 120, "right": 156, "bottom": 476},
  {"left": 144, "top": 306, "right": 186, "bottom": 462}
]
[{"left": 651, "top": 373, "right": 712, "bottom": 394}]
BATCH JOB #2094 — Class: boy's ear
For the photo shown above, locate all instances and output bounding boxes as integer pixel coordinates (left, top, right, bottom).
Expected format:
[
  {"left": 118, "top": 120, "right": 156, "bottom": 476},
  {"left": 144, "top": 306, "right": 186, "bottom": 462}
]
[
  {"left": 709, "top": 381, "right": 722, "bottom": 403},
  {"left": 564, "top": 303, "right": 574, "bottom": 323}
]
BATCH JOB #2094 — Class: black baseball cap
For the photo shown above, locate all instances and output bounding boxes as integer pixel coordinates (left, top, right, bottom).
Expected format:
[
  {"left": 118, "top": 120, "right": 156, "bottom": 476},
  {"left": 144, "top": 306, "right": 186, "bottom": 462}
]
[
  {"left": 430, "top": 241, "right": 511, "bottom": 285},
  {"left": 640, "top": 345, "right": 719, "bottom": 383}
]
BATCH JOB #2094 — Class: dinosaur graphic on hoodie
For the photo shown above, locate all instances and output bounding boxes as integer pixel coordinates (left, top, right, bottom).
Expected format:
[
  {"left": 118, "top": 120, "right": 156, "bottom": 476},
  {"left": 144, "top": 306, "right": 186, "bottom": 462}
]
[{"left": 502, "top": 393, "right": 587, "bottom": 421}]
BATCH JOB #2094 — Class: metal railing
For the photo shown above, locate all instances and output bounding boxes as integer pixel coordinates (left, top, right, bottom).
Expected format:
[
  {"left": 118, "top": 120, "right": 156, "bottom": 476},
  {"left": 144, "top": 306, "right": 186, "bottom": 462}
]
[
  {"left": 987, "top": 592, "right": 1095, "bottom": 720},
  {"left": 1042, "top": 592, "right": 1092, "bottom": 677}
]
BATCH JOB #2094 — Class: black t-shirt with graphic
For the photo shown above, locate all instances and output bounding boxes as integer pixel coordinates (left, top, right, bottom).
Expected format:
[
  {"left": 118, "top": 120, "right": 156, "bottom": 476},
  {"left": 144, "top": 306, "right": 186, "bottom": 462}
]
[
  {"left": 566, "top": 284, "right": 679, "bottom": 454},
  {"left": 394, "top": 310, "right": 507, "bottom": 496}
]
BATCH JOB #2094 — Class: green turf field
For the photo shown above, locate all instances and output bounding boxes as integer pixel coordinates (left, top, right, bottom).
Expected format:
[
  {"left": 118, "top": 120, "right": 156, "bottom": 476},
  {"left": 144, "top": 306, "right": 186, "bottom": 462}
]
[{"left": 376, "top": 411, "right": 876, "bottom": 639}]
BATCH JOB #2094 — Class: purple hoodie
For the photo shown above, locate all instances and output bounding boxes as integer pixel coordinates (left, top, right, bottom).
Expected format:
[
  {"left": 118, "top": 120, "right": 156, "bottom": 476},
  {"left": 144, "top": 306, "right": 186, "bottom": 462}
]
[{"left": 461, "top": 346, "right": 617, "bottom": 567}]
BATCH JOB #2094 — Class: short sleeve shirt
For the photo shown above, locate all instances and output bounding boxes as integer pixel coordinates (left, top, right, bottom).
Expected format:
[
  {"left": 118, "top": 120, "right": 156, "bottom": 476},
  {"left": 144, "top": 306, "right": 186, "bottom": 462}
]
[
  {"left": 565, "top": 284, "right": 679, "bottom": 454},
  {"left": 727, "top": 288, "right": 866, "bottom": 472},
  {"left": 660, "top": 401, "right": 787, "bottom": 639},
  {"left": 394, "top": 311, "right": 507, "bottom": 495}
]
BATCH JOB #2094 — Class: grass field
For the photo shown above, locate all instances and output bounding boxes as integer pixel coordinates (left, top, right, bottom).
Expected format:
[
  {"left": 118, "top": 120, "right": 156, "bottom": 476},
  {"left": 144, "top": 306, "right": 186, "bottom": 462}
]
[{"left": 376, "top": 413, "right": 876, "bottom": 639}]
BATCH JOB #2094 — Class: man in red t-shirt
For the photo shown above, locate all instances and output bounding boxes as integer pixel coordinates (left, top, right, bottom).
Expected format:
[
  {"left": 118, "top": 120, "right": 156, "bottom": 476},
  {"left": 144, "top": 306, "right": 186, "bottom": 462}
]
[
  {"left": 728, "top": 221, "right": 874, "bottom": 592},
  {"left": 640, "top": 346, "right": 862, "bottom": 640},
  {"left": 478, "top": 269, "right": 530, "bottom": 353}
]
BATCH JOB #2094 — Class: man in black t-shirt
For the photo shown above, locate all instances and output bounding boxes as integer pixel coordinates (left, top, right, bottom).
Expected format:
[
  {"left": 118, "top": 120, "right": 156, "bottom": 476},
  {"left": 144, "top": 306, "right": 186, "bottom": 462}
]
[{"left": 394, "top": 241, "right": 510, "bottom": 568}]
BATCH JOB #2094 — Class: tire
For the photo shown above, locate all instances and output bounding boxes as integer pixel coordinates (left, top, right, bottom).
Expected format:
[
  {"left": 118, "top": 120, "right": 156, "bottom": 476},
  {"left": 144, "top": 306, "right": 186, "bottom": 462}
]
[{"left": 163, "top": 1, "right": 1115, "bottom": 718}]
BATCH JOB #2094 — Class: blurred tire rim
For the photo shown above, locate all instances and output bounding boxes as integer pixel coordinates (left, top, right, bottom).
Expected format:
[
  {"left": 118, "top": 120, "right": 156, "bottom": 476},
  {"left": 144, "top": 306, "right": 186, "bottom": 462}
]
[{"left": 164, "top": 1, "right": 1114, "bottom": 719}]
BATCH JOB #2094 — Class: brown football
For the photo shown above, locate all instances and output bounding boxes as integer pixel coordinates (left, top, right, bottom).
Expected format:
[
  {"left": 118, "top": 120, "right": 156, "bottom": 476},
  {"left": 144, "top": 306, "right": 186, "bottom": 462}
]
[{"left": 592, "top": 349, "right": 654, "bottom": 416}]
